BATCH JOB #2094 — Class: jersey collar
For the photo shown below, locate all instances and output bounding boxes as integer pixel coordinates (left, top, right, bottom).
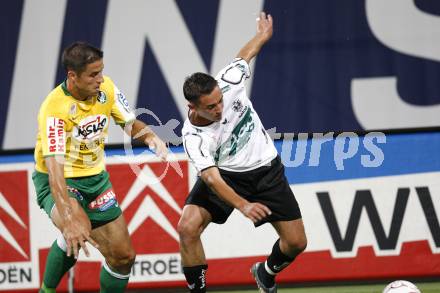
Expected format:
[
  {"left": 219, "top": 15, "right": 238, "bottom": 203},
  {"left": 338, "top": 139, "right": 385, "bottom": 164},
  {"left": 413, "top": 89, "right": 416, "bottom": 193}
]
[
  {"left": 187, "top": 109, "right": 215, "bottom": 127},
  {"left": 61, "top": 80, "right": 72, "bottom": 96}
]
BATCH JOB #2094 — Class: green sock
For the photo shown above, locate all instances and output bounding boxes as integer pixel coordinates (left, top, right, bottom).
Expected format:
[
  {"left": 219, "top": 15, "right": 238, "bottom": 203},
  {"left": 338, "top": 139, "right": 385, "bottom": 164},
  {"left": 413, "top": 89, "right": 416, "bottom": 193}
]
[
  {"left": 41, "top": 240, "right": 76, "bottom": 290},
  {"left": 39, "top": 283, "right": 56, "bottom": 293},
  {"left": 100, "top": 263, "right": 130, "bottom": 293}
]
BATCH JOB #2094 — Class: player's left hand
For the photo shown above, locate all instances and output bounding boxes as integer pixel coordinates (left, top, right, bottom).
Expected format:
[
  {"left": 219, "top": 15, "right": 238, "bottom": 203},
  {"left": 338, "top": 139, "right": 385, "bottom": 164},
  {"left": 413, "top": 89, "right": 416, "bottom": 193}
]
[
  {"left": 146, "top": 135, "right": 168, "bottom": 160},
  {"left": 239, "top": 201, "right": 272, "bottom": 223}
]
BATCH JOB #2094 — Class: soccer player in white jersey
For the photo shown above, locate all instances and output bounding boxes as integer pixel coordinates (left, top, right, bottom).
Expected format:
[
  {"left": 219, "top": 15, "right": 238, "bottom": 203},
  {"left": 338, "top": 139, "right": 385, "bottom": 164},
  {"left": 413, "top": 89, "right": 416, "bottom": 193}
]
[{"left": 178, "top": 12, "right": 307, "bottom": 293}]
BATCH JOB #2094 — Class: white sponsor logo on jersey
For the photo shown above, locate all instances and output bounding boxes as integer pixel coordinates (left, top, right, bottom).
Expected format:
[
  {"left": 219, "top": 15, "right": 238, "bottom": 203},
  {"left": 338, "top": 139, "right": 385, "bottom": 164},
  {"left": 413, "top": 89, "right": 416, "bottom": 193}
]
[{"left": 74, "top": 115, "right": 108, "bottom": 141}]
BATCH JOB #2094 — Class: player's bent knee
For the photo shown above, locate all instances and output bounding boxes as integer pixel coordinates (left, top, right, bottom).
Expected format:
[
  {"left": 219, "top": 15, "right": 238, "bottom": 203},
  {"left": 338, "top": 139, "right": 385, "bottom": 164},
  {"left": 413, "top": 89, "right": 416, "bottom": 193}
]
[
  {"left": 282, "top": 234, "right": 307, "bottom": 255},
  {"left": 291, "top": 236, "right": 308, "bottom": 253},
  {"left": 107, "top": 249, "right": 136, "bottom": 270},
  {"left": 177, "top": 219, "right": 203, "bottom": 241},
  {"left": 295, "top": 235, "right": 308, "bottom": 252}
]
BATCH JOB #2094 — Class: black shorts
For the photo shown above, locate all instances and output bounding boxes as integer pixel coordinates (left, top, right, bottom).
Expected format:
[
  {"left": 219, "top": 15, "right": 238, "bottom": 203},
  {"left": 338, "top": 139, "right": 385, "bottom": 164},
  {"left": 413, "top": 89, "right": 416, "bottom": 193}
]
[{"left": 185, "top": 156, "right": 302, "bottom": 227}]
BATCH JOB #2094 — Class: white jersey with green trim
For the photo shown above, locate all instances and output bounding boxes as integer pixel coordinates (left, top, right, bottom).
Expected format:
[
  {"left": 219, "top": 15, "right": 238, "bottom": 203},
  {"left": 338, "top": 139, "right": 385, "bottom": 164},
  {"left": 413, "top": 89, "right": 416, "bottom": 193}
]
[{"left": 182, "top": 58, "right": 278, "bottom": 174}]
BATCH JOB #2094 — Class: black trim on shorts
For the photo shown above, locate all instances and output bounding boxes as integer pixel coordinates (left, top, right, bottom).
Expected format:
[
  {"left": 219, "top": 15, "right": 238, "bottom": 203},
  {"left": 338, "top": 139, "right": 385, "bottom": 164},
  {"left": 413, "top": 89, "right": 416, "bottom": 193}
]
[{"left": 200, "top": 165, "right": 216, "bottom": 172}]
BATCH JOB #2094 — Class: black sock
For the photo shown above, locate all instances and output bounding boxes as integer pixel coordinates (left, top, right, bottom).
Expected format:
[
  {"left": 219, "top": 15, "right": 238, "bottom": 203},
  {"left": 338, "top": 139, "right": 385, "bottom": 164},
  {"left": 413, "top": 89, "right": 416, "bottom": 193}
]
[
  {"left": 259, "top": 239, "right": 294, "bottom": 287},
  {"left": 183, "top": 264, "right": 208, "bottom": 293}
]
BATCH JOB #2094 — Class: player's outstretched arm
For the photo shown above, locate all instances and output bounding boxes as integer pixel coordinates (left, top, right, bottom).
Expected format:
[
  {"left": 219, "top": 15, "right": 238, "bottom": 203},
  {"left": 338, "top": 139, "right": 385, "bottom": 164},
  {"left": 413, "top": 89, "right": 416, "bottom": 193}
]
[
  {"left": 45, "top": 156, "right": 98, "bottom": 258},
  {"left": 128, "top": 119, "right": 168, "bottom": 160},
  {"left": 201, "top": 167, "right": 272, "bottom": 223},
  {"left": 237, "top": 11, "right": 273, "bottom": 64}
]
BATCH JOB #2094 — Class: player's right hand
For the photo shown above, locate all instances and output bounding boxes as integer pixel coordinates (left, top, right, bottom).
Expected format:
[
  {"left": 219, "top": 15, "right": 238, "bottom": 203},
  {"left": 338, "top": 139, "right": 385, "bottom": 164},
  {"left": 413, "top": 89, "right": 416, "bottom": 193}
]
[
  {"left": 62, "top": 215, "right": 98, "bottom": 259},
  {"left": 239, "top": 202, "right": 272, "bottom": 223},
  {"left": 146, "top": 134, "right": 168, "bottom": 161}
]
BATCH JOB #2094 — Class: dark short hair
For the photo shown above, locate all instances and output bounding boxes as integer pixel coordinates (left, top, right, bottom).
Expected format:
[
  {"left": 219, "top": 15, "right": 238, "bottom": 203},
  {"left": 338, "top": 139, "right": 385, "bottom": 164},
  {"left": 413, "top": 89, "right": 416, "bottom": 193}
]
[
  {"left": 61, "top": 42, "right": 103, "bottom": 74},
  {"left": 183, "top": 72, "right": 218, "bottom": 103}
]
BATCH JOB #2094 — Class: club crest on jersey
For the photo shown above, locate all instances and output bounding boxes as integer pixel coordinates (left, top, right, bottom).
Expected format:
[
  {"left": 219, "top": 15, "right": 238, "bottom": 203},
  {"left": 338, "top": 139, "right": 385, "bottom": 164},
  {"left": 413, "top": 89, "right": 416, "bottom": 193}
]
[
  {"left": 74, "top": 114, "right": 108, "bottom": 141},
  {"left": 236, "top": 63, "right": 247, "bottom": 74},
  {"left": 232, "top": 99, "right": 244, "bottom": 112},
  {"left": 69, "top": 103, "right": 77, "bottom": 116},
  {"left": 97, "top": 91, "right": 107, "bottom": 104},
  {"left": 88, "top": 188, "right": 117, "bottom": 211}
]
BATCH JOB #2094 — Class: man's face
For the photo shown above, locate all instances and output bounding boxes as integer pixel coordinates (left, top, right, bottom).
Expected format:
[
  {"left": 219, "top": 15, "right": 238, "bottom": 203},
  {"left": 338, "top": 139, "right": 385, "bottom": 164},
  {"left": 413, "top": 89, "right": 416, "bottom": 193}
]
[
  {"left": 192, "top": 86, "right": 224, "bottom": 122},
  {"left": 70, "top": 59, "right": 104, "bottom": 98}
]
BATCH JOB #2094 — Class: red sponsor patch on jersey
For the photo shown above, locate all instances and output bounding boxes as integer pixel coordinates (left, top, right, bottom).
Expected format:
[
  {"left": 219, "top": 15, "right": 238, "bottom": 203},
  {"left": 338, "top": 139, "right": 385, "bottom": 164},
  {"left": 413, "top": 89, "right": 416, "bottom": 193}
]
[{"left": 46, "top": 117, "right": 65, "bottom": 154}]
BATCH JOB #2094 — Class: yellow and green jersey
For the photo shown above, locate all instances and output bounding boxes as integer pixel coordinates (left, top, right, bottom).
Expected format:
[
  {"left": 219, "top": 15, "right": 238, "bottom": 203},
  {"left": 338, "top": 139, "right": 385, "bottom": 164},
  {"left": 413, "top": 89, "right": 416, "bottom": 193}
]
[{"left": 34, "top": 76, "right": 135, "bottom": 178}]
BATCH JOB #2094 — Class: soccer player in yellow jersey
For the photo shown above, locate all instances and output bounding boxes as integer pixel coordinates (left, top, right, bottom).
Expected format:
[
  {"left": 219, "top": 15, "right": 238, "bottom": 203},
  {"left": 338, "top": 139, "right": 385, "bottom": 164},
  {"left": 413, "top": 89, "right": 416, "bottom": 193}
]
[{"left": 32, "top": 42, "right": 168, "bottom": 293}]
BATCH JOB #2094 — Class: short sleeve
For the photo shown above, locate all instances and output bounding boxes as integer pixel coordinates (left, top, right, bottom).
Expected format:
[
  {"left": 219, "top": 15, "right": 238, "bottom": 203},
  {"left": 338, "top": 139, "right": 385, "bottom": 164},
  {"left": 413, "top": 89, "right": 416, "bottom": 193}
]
[
  {"left": 40, "top": 115, "right": 66, "bottom": 157},
  {"left": 215, "top": 58, "right": 251, "bottom": 86},
  {"left": 183, "top": 132, "right": 216, "bottom": 173},
  {"left": 111, "top": 84, "right": 136, "bottom": 126}
]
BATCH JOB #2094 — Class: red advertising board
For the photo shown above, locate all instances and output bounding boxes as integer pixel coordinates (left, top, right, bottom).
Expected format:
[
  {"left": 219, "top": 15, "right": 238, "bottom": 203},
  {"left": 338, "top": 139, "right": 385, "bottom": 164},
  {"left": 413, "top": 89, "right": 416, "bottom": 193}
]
[{"left": 0, "top": 157, "right": 439, "bottom": 292}]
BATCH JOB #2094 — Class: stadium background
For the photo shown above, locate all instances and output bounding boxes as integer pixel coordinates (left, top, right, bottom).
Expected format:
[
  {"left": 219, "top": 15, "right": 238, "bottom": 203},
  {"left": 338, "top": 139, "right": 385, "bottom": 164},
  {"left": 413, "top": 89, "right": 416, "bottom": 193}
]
[{"left": 1, "top": 0, "right": 440, "bottom": 292}]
